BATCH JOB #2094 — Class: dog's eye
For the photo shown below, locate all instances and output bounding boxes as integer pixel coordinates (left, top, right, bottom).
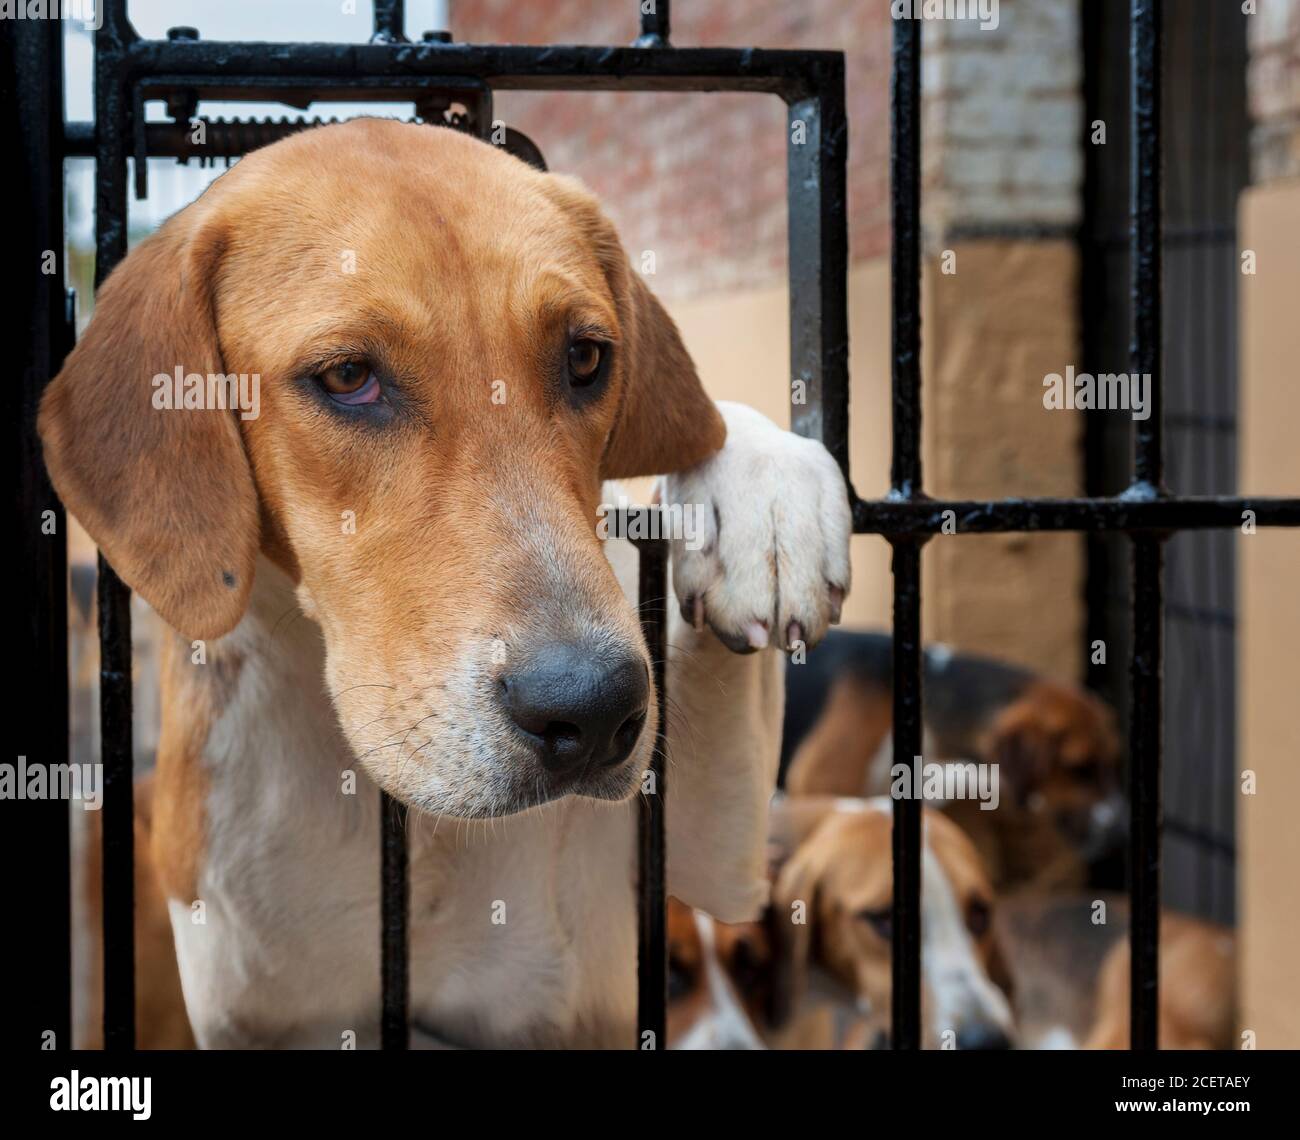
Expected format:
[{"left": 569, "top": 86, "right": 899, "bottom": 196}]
[
  {"left": 857, "top": 907, "right": 893, "bottom": 941},
  {"left": 667, "top": 957, "right": 695, "bottom": 1002},
  {"left": 966, "top": 898, "right": 992, "bottom": 939},
  {"left": 316, "top": 360, "right": 379, "bottom": 405},
  {"left": 1069, "top": 760, "right": 1101, "bottom": 784},
  {"left": 567, "top": 338, "right": 604, "bottom": 386}
]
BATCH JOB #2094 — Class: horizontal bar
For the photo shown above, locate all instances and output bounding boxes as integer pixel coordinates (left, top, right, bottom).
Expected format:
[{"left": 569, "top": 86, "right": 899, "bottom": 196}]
[
  {"left": 98, "top": 37, "right": 841, "bottom": 100},
  {"left": 853, "top": 495, "right": 1300, "bottom": 535}
]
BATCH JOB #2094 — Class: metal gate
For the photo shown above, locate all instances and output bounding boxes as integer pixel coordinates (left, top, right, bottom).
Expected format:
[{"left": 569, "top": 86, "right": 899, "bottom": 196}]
[{"left": 11, "top": 0, "right": 1300, "bottom": 1054}]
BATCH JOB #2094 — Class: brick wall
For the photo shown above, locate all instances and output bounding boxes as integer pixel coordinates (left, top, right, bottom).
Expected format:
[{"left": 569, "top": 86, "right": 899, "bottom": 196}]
[
  {"left": 450, "top": 1, "right": 1083, "bottom": 298},
  {"left": 1249, "top": 0, "right": 1300, "bottom": 181},
  {"left": 922, "top": 0, "right": 1081, "bottom": 236},
  {"left": 450, "top": 0, "right": 894, "bottom": 300}
]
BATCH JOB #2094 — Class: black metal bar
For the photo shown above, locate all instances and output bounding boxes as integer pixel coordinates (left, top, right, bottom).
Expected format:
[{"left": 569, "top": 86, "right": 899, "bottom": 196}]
[
  {"left": 1131, "top": 0, "right": 1165, "bottom": 495},
  {"left": 889, "top": 541, "right": 924, "bottom": 1051},
  {"left": 636, "top": 0, "right": 671, "bottom": 48},
  {"left": 6, "top": 9, "right": 71, "bottom": 1053},
  {"left": 787, "top": 55, "right": 850, "bottom": 477},
  {"left": 106, "top": 38, "right": 838, "bottom": 97},
  {"left": 890, "top": 16, "right": 923, "bottom": 499},
  {"left": 380, "top": 791, "right": 409, "bottom": 1050},
  {"left": 1129, "top": 0, "right": 1165, "bottom": 1052},
  {"left": 853, "top": 494, "right": 1300, "bottom": 535},
  {"left": 1130, "top": 535, "right": 1164, "bottom": 1049},
  {"left": 95, "top": 0, "right": 137, "bottom": 1053},
  {"left": 98, "top": 557, "right": 134, "bottom": 1051},
  {"left": 888, "top": 13, "right": 924, "bottom": 1052},
  {"left": 373, "top": 0, "right": 406, "bottom": 44},
  {"left": 635, "top": 529, "right": 669, "bottom": 1049}
]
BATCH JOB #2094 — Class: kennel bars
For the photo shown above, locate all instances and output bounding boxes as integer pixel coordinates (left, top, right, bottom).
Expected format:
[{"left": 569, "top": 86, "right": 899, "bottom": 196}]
[{"left": 12, "top": 0, "right": 1300, "bottom": 1053}]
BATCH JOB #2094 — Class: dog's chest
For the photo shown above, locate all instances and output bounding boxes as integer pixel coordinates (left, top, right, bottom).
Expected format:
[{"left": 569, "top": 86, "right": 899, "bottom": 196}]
[
  {"left": 406, "top": 805, "right": 638, "bottom": 1048},
  {"left": 183, "top": 739, "right": 638, "bottom": 1048}
]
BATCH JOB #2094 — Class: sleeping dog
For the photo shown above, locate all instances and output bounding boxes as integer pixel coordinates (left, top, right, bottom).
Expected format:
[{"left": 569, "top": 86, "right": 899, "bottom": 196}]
[
  {"left": 668, "top": 795, "right": 1017, "bottom": 1049},
  {"left": 782, "top": 631, "right": 1123, "bottom": 892},
  {"left": 42, "top": 119, "right": 851, "bottom": 1048}
]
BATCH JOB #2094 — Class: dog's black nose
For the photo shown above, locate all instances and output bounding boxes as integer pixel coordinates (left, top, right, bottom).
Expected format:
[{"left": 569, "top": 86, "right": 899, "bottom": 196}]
[
  {"left": 502, "top": 643, "right": 649, "bottom": 776},
  {"left": 954, "top": 1023, "right": 1013, "bottom": 1051}
]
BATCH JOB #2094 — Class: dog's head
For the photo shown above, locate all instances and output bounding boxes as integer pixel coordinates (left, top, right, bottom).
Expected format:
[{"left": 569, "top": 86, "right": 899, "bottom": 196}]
[
  {"left": 979, "top": 680, "right": 1124, "bottom": 858},
  {"left": 665, "top": 897, "right": 770, "bottom": 1050},
  {"left": 770, "top": 799, "right": 1016, "bottom": 1049},
  {"left": 39, "top": 119, "right": 725, "bottom": 817}
]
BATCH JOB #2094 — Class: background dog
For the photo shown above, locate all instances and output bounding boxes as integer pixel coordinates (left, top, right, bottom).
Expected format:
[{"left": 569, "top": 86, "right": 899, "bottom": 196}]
[
  {"left": 668, "top": 795, "right": 1016, "bottom": 1049},
  {"left": 782, "top": 630, "right": 1124, "bottom": 892}
]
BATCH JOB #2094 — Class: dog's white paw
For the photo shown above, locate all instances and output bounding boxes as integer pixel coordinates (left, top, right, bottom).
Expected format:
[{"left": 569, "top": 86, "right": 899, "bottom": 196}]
[{"left": 661, "top": 401, "right": 852, "bottom": 654}]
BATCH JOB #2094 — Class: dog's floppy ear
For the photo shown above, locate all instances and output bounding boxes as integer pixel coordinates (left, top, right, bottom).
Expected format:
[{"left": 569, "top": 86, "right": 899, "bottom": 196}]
[
  {"left": 768, "top": 847, "right": 820, "bottom": 1028},
  {"left": 979, "top": 696, "right": 1055, "bottom": 807},
  {"left": 38, "top": 203, "right": 259, "bottom": 641},
  {"left": 542, "top": 174, "right": 726, "bottom": 478}
]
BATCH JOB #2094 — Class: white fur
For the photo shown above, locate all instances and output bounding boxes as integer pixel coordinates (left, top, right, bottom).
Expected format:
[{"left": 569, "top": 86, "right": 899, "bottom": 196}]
[{"left": 169, "top": 403, "right": 848, "bottom": 1048}]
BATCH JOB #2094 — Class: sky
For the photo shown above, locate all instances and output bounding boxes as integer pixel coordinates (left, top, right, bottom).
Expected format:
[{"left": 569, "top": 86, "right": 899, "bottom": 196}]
[{"left": 63, "top": 2, "right": 452, "bottom": 242}]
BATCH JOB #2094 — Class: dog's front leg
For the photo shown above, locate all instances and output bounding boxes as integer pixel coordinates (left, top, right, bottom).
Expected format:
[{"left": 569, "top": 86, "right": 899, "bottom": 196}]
[{"left": 659, "top": 402, "right": 852, "bottom": 922}]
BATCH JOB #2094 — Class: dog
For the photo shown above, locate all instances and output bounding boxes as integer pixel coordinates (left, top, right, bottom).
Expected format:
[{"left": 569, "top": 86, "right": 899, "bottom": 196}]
[
  {"left": 994, "top": 893, "right": 1236, "bottom": 1050},
  {"left": 42, "top": 119, "right": 853, "bottom": 1048},
  {"left": 782, "top": 631, "right": 1123, "bottom": 892},
  {"left": 1083, "top": 911, "right": 1236, "bottom": 1049},
  {"left": 668, "top": 795, "right": 1016, "bottom": 1049}
]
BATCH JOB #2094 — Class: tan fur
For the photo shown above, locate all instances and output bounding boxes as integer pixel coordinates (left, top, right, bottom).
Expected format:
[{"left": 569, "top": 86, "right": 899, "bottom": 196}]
[
  {"left": 1084, "top": 914, "right": 1236, "bottom": 1050},
  {"left": 40, "top": 119, "right": 726, "bottom": 820},
  {"left": 784, "top": 671, "right": 1121, "bottom": 893},
  {"left": 82, "top": 775, "right": 194, "bottom": 1050},
  {"left": 784, "top": 675, "right": 892, "bottom": 798},
  {"left": 769, "top": 798, "right": 1010, "bottom": 1047}
]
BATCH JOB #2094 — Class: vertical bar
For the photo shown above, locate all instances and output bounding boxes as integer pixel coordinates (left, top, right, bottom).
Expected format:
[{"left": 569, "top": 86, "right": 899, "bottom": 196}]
[
  {"left": 95, "top": 0, "right": 136, "bottom": 1052},
  {"left": 890, "top": 18, "right": 923, "bottom": 498},
  {"left": 1128, "top": 536, "right": 1163, "bottom": 1050},
  {"left": 380, "top": 791, "right": 409, "bottom": 1050},
  {"left": 1130, "top": 0, "right": 1164, "bottom": 494},
  {"left": 1128, "top": 0, "right": 1164, "bottom": 1051},
  {"left": 888, "top": 9, "right": 925, "bottom": 1051},
  {"left": 787, "top": 58, "right": 850, "bottom": 477},
  {"left": 889, "top": 543, "right": 924, "bottom": 1051},
  {"left": 889, "top": 12, "right": 924, "bottom": 1051},
  {"left": 636, "top": 531, "right": 669, "bottom": 1049},
  {"left": 98, "top": 557, "right": 134, "bottom": 1050},
  {"left": 635, "top": 0, "right": 671, "bottom": 47},
  {"left": 372, "top": 0, "right": 406, "bottom": 43},
  {"left": 5, "top": 9, "right": 71, "bottom": 1052}
]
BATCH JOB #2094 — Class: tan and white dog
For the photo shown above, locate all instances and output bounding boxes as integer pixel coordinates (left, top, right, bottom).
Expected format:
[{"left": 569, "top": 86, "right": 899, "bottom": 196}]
[
  {"left": 668, "top": 796, "right": 1017, "bottom": 1050},
  {"left": 43, "top": 120, "right": 852, "bottom": 1049}
]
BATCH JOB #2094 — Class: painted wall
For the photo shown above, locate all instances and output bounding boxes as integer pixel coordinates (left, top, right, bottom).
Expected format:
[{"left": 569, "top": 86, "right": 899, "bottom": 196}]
[{"left": 1238, "top": 177, "right": 1300, "bottom": 1048}]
